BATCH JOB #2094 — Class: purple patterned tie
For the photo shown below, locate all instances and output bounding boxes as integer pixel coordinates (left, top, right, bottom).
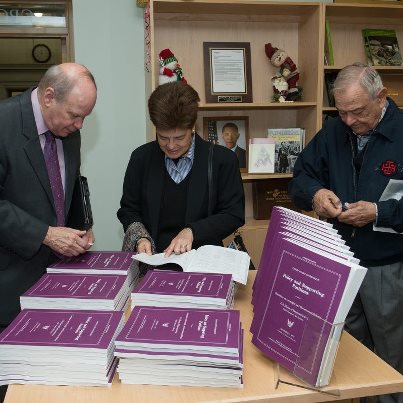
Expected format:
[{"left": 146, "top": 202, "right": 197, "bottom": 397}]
[{"left": 43, "top": 131, "right": 65, "bottom": 226}]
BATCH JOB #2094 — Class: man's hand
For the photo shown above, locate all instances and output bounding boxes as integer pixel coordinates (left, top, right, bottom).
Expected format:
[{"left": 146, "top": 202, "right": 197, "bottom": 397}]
[
  {"left": 337, "top": 201, "right": 377, "bottom": 227},
  {"left": 164, "top": 228, "right": 193, "bottom": 257},
  {"left": 81, "top": 228, "right": 95, "bottom": 250},
  {"left": 43, "top": 227, "right": 89, "bottom": 257},
  {"left": 137, "top": 238, "right": 152, "bottom": 255},
  {"left": 312, "top": 189, "right": 342, "bottom": 218}
]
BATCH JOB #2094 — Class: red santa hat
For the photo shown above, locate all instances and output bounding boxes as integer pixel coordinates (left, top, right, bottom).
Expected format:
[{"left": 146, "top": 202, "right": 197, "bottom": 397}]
[
  {"left": 159, "top": 48, "right": 177, "bottom": 66},
  {"left": 265, "top": 43, "right": 284, "bottom": 64}
]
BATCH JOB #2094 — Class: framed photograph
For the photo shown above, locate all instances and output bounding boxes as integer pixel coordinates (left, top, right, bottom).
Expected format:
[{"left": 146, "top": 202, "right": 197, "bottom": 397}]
[
  {"left": 203, "top": 116, "right": 249, "bottom": 171},
  {"left": 203, "top": 42, "right": 253, "bottom": 103}
]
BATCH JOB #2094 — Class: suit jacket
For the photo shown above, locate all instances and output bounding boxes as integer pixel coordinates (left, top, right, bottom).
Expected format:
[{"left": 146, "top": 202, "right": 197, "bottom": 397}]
[
  {"left": 0, "top": 88, "right": 81, "bottom": 325},
  {"left": 234, "top": 145, "right": 246, "bottom": 168},
  {"left": 117, "top": 134, "right": 245, "bottom": 249}
]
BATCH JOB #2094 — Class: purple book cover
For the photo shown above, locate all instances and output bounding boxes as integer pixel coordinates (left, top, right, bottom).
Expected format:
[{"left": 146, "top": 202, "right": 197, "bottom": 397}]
[
  {"left": 0, "top": 309, "right": 123, "bottom": 349},
  {"left": 251, "top": 237, "right": 350, "bottom": 386},
  {"left": 116, "top": 306, "right": 240, "bottom": 351},
  {"left": 48, "top": 251, "right": 134, "bottom": 273},
  {"left": 21, "top": 273, "right": 126, "bottom": 300},
  {"left": 133, "top": 271, "right": 231, "bottom": 299}
]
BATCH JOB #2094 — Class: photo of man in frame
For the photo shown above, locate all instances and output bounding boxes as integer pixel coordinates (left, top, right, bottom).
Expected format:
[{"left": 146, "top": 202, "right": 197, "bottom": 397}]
[{"left": 205, "top": 118, "right": 247, "bottom": 169}]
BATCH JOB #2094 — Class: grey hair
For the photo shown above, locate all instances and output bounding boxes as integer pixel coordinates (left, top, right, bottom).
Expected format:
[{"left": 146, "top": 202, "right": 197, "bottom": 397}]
[
  {"left": 332, "top": 62, "right": 384, "bottom": 99},
  {"left": 37, "top": 64, "right": 97, "bottom": 102}
]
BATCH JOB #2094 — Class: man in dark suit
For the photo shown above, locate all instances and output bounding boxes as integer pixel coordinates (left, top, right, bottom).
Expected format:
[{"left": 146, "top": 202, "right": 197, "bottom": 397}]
[
  {"left": 0, "top": 63, "right": 97, "bottom": 331},
  {"left": 118, "top": 81, "right": 244, "bottom": 258},
  {"left": 221, "top": 122, "right": 246, "bottom": 168}
]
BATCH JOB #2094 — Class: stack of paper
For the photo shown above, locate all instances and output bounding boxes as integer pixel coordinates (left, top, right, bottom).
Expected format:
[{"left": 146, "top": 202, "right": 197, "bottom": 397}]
[
  {"left": 133, "top": 245, "right": 249, "bottom": 285},
  {"left": 251, "top": 207, "right": 367, "bottom": 387},
  {"left": 20, "top": 273, "right": 132, "bottom": 311},
  {"left": 131, "top": 270, "right": 234, "bottom": 309},
  {"left": 0, "top": 309, "right": 124, "bottom": 386},
  {"left": 47, "top": 251, "right": 140, "bottom": 287},
  {"left": 114, "top": 306, "right": 243, "bottom": 388}
]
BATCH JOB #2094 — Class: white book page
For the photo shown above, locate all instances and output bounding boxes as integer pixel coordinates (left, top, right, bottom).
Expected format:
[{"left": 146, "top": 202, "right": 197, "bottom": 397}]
[
  {"left": 373, "top": 179, "right": 403, "bottom": 234},
  {"left": 133, "top": 250, "right": 196, "bottom": 269},
  {"left": 188, "top": 246, "right": 249, "bottom": 285},
  {"left": 132, "top": 246, "right": 249, "bottom": 284}
]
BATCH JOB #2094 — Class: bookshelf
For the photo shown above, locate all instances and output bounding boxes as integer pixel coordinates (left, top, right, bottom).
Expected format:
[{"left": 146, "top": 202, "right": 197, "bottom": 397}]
[
  {"left": 146, "top": 0, "right": 403, "bottom": 267},
  {"left": 323, "top": 3, "right": 403, "bottom": 109}
]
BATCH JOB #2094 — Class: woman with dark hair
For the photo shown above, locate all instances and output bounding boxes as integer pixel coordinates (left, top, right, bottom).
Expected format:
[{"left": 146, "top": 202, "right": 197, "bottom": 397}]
[{"left": 117, "top": 81, "right": 244, "bottom": 258}]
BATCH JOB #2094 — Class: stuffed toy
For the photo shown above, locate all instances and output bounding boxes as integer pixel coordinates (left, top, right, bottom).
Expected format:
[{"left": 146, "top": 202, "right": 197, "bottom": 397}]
[
  {"left": 265, "top": 43, "right": 301, "bottom": 102},
  {"left": 158, "top": 48, "right": 187, "bottom": 85}
]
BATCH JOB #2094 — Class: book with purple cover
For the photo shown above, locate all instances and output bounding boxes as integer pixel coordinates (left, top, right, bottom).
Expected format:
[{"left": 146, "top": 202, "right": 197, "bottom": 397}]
[
  {"left": 0, "top": 309, "right": 124, "bottom": 386},
  {"left": 115, "top": 329, "right": 244, "bottom": 388},
  {"left": 20, "top": 273, "right": 130, "bottom": 311},
  {"left": 47, "top": 251, "right": 136, "bottom": 275},
  {"left": 251, "top": 210, "right": 367, "bottom": 387},
  {"left": 0, "top": 309, "right": 123, "bottom": 350},
  {"left": 115, "top": 306, "right": 241, "bottom": 357},
  {"left": 131, "top": 271, "right": 234, "bottom": 309}
]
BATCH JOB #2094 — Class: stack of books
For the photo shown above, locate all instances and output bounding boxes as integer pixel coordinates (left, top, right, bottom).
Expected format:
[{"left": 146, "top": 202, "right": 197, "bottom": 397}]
[
  {"left": 131, "top": 270, "right": 234, "bottom": 309},
  {"left": 20, "top": 272, "right": 131, "bottom": 311},
  {"left": 250, "top": 207, "right": 367, "bottom": 388},
  {"left": 47, "top": 251, "right": 140, "bottom": 289},
  {"left": 0, "top": 309, "right": 124, "bottom": 386},
  {"left": 114, "top": 305, "right": 244, "bottom": 387}
]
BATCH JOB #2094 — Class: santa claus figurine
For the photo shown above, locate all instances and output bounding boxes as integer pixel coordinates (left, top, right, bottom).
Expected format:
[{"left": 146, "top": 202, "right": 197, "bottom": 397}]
[
  {"left": 158, "top": 48, "right": 187, "bottom": 85},
  {"left": 265, "top": 43, "right": 301, "bottom": 102}
]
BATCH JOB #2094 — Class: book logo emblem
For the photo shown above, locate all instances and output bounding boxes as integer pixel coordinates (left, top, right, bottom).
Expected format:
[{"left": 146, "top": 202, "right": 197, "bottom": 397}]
[
  {"left": 162, "top": 322, "right": 169, "bottom": 327},
  {"left": 42, "top": 326, "right": 50, "bottom": 330},
  {"left": 287, "top": 319, "right": 294, "bottom": 328}
]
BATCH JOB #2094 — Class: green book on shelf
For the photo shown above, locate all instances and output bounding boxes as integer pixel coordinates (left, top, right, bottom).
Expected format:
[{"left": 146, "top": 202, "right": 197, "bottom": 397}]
[
  {"left": 362, "top": 28, "right": 403, "bottom": 66},
  {"left": 324, "top": 20, "right": 334, "bottom": 66}
]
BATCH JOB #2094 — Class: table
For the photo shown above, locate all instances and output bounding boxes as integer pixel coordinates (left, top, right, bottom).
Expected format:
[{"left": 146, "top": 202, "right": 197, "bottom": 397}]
[{"left": 5, "top": 271, "right": 403, "bottom": 403}]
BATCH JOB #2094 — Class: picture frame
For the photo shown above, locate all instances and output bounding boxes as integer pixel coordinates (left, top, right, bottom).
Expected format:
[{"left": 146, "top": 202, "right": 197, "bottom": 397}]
[
  {"left": 203, "top": 116, "right": 249, "bottom": 171},
  {"left": 203, "top": 42, "right": 253, "bottom": 103}
]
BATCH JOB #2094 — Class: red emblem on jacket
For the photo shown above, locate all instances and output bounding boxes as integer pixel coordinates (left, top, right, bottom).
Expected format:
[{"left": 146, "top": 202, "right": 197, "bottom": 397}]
[{"left": 380, "top": 160, "right": 397, "bottom": 176}]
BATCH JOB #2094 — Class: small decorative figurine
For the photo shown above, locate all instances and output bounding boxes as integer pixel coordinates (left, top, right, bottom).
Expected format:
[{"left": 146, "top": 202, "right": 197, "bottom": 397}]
[
  {"left": 265, "top": 43, "right": 302, "bottom": 102},
  {"left": 158, "top": 48, "right": 187, "bottom": 85}
]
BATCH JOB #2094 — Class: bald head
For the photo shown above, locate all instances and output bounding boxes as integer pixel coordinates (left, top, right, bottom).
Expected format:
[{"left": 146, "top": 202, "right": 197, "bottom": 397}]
[
  {"left": 38, "top": 63, "right": 97, "bottom": 137},
  {"left": 38, "top": 63, "right": 97, "bottom": 102}
]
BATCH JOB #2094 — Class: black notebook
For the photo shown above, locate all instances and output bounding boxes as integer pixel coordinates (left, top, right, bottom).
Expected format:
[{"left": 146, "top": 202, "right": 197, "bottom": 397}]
[{"left": 67, "top": 175, "right": 93, "bottom": 230}]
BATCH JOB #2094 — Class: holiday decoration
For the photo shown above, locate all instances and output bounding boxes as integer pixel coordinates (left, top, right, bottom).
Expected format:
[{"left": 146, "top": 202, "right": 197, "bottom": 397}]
[
  {"left": 265, "top": 43, "right": 302, "bottom": 102},
  {"left": 158, "top": 48, "right": 187, "bottom": 85}
]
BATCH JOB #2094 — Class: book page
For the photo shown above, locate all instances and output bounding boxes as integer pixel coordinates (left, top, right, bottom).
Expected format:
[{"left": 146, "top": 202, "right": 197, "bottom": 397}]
[
  {"left": 373, "top": 179, "right": 403, "bottom": 234},
  {"left": 133, "top": 250, "right": 196, "bottom": 268},
  {"left": 188, "top": 246, "right": 249, "bottom": 285}
]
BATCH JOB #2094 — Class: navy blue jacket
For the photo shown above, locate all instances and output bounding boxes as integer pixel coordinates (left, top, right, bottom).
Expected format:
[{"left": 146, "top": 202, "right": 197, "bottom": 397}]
[{"left": 289, "top": 98, "right": 403, "bottom": 266}]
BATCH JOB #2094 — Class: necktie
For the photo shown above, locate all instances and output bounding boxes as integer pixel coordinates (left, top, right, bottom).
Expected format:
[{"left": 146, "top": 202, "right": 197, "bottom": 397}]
[{"left": 43, "top": 131, "right": 65, "bottom": 226}]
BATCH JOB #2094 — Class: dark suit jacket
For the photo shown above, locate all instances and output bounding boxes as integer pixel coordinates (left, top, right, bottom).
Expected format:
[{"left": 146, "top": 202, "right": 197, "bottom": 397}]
[
  {"left": 0, "top": 88, "right": 81, "bottom": 325},
  {"left": 117, "top": 134, "right": 245, "bottom": 248},
  {"left": 234, "top": 145, "right": 246, "bottom": 168}
]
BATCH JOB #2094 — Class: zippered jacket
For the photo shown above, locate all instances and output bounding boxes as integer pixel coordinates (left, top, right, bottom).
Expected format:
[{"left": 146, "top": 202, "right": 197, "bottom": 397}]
[{"left": 289, "top": 98, "right": 403, "bottom": 266}]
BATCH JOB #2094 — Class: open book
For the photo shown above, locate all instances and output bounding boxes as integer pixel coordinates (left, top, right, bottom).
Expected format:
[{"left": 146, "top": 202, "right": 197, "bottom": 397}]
[{"left": 133, "top": 245, "right": 250, "bottom": 285}]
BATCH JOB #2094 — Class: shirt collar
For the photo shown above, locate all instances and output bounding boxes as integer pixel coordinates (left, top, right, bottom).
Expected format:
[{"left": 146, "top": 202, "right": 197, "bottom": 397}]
[{"left": 31, "top": 88, "right": 49, "bottom": 136}]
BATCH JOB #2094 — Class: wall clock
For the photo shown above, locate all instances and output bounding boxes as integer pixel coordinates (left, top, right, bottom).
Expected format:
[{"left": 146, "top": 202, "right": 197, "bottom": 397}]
[{"left": 32, "top": 44, "right": 51, "bottom": 63}]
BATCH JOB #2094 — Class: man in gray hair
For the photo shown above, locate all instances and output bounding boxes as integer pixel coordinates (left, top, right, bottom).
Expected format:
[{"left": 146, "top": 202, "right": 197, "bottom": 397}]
[{"left": 289, "top": 63, "right": 403, "bottom": 403}]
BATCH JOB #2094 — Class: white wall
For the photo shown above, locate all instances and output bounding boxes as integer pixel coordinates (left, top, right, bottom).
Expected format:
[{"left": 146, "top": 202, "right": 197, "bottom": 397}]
[{"left": 72, "top": 0, "right": 147, "bottom": 250}]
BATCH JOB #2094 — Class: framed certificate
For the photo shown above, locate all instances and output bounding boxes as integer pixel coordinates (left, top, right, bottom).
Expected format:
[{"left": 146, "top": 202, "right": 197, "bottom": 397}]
[{"left": 203, "top": 42, "right": 253, "bottom": 103}]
